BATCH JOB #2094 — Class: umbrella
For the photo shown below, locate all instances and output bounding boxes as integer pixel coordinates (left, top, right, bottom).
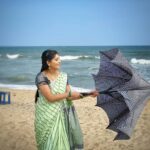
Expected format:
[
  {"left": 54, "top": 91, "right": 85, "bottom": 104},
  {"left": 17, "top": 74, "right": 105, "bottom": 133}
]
[{"left": 92, "top": 48, "right": 150, "bottom": 140}]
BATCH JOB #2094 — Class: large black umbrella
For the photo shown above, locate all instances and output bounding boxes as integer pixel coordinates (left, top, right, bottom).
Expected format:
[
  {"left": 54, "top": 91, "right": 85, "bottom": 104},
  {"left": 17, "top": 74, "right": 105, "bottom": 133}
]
[{"left": 91, "top": 48, "right": 150, "bottom": 140}]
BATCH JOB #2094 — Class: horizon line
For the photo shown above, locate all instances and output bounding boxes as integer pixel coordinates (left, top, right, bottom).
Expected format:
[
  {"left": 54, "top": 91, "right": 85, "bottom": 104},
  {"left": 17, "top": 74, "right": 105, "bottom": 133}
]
[{"left": 0, "top": 45, "right": 150, "bottom": 47}]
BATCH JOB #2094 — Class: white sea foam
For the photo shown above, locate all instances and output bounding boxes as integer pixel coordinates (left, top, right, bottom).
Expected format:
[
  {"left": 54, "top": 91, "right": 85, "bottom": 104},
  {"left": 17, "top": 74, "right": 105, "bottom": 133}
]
[
  {"left": 88, "top": 67, "right": 98, "bottom": 70},
  {"left": 60, "top": 55, "right": 99, "bottom": 61},
  {"left": 0, "top": 83, "right": 92, "bottom": 92},
  {"left": 60, "top": 55, "right": 81, "bottom": 60},
  {"left": 70, "top": 86, "right": 93, "bottom": 92},
  {"left": 6, "top": 54, "right": 20, "bottom": 59},
  {"left": 131, "top": 58, "right": 150, "bottom": 64},
  {"left": 95, "top": 56, "right": 99, "bottom": 59},
  {"left": 0, "top": 83, "right": 37, "bottom": 90}
]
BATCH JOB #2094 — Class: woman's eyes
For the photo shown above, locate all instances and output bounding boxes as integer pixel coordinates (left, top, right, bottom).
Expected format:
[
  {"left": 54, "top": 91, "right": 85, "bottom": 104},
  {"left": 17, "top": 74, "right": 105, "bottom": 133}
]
[
  {"left": 55, "top": 58, "right": 60, "bottom": 61},
  {"left": 54, "top": 56, "right": 60, "bottom": 61}
]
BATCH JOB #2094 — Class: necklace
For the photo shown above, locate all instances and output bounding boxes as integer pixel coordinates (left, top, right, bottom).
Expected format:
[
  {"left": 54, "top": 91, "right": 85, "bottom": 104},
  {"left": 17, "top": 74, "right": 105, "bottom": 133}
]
[{"left": 44, "top": 71, "right": 60, "bottom": 82}]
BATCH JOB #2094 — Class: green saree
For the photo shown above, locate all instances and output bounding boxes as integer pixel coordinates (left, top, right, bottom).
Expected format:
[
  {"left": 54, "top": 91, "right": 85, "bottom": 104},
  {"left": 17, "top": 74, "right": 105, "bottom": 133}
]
[{"left": 34, "top": 72, "right": 84, "bottom": 150}]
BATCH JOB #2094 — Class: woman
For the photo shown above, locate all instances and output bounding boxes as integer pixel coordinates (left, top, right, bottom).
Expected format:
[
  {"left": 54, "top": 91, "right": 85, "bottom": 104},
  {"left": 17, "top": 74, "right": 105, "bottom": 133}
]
[{"left": 34, "top": 49, "right": 99, "bottom": 150}]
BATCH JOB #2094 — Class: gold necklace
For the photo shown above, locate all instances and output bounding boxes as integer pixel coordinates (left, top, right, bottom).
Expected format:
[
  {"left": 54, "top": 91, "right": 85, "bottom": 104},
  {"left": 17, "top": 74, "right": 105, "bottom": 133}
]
[{"left": 45, "top": 71, "right": 60, "bottom": 81}]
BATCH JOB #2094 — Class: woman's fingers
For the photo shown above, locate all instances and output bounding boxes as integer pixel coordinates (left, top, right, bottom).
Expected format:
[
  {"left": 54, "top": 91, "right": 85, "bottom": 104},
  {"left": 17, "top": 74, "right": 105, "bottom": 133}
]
[{"left": 90, "top": 90, "right": 99, "bottom": 97}]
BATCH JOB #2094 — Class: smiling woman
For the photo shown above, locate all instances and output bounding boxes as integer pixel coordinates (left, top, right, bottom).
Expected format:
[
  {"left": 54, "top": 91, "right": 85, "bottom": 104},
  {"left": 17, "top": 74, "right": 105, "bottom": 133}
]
[
  {"left": 34, "top": 49, "right": 83, "bottom": 150},
  {"left": 34, "top": 49, "right": 98, "bottom": 150}
]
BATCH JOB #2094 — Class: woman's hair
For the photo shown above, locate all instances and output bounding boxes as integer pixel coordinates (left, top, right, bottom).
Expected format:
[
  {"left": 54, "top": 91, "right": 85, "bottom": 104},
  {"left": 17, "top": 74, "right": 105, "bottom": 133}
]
[{"left": 35, "top": 49, "right": 58, "bottom": 103}]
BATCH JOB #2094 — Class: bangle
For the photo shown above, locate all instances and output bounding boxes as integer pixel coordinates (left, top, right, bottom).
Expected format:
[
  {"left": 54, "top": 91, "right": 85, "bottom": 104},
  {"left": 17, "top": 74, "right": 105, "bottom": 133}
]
[
  {"left": 69, "top": 90, "right": 72, "bottom": 97},
  {"left": 67, "top": 90, "right": 72, "bottom": 98}
]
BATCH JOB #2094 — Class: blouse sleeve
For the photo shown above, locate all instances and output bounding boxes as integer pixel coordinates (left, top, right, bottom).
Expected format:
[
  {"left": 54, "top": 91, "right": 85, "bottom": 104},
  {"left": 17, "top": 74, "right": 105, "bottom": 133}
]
[{"left": 35, "top": 72, "right": 50, "bottom": 88}]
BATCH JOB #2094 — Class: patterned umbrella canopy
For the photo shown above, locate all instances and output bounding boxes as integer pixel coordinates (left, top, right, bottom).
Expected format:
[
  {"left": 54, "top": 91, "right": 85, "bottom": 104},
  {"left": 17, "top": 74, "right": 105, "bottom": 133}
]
[{"left": 92, "top": 48, "right": 150, "bottom": 140}]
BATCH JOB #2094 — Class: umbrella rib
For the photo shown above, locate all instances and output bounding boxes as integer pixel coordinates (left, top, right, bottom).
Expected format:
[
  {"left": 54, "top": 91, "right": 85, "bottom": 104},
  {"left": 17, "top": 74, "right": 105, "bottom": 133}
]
[
  {"left": 99, "top": 75, "right": 130, "bottom": 81},
  {"left": 100, "top": 51, "right": 114, "bottom": 60},
  {"left": 101, "top": 88, "right": 150, "bottom": 93},
  {"left": 110, "top": 61, "right": 133, "bottom": 77},
  {"left": 104, "top": 81, "right": 124, "bottom": 92},
  {"left": 108, "top": 108, "right": 129, "bottom": 126},
  {"left": 100, "top": 57, "right": 133, "bottom": 78}
]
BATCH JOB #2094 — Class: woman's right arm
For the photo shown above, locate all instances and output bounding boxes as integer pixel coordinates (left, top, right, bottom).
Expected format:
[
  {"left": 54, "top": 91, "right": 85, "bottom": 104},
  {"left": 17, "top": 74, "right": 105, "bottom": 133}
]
[{"left": 38, "top": 84, "right": 69, "bottom": 102}]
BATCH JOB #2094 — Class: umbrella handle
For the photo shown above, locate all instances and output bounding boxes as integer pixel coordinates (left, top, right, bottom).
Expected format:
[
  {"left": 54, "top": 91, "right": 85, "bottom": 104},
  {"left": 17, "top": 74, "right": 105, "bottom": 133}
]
[
  {"left": 80, "top": 92, "right": 93, "bottom": 97},
  {"left": 100, "top": 90, "right": 117, "bottom": 94}
]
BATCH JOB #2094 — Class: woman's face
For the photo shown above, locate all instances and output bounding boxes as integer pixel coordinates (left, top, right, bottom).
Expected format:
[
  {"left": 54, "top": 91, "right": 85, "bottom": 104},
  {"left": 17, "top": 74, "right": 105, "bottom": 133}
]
[{"left": 47, "top": 54, "right": 61, "bottom": 70}]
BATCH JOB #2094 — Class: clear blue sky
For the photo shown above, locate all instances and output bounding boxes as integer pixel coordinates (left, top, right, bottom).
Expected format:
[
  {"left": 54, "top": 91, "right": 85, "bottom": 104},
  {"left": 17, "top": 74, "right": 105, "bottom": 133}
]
[{"left": 0, "top": 0, "right": 150, "bottom": 46}]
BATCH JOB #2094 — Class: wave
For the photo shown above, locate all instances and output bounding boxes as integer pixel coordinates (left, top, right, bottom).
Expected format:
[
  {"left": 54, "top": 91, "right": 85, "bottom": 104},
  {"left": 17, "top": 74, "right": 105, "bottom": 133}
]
[
  {"left": 60, "top": 55, "right": 99, "bottom": 61},
  {"left": 0, "top": 83, "right": 93, "bottom": 92},
  {"left": 79, "top": 56, "right": 99, "bottom": 60},
  {"left": 6, "top": 54, "right": 20, "bottom": 59},
  {"left": 60, "top": 55, "right": 80, "bottom": 60},
  {"left": 0, "top": 83, "right": 37, "bottom": 90},
  {"left": 7, "top": 75, "right": 31, "bottom": 83},
  {"left": 88, "top": 67, "right": 98, "bottom": 70},
  {"left": 3, "top": 54, "right": 99, "bottom": 61},
  {"left": 131, "top": 58, "right": 150, "bottom": 64}
]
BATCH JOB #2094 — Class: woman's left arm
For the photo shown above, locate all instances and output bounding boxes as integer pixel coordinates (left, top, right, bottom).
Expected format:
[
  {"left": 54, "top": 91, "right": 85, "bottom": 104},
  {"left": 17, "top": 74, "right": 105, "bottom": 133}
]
[
  {"left": 66, "top": 84, "right": 99, "bottom": 100},
  {"left": 66, "top": 84, "right": 81, "bottom": 100}
]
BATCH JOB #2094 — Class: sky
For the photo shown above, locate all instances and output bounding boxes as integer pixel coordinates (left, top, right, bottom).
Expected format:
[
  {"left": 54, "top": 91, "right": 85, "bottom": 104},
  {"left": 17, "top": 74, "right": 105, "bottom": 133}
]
[{"left": 0, "top": 0, "right": 150, "bottom": 46}]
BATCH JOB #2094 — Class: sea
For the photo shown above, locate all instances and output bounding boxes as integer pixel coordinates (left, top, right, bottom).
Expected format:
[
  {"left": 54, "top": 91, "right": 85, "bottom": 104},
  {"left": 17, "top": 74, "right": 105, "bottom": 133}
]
[{"left": 0, "top": 46, "right": 150, "bottom": 91}]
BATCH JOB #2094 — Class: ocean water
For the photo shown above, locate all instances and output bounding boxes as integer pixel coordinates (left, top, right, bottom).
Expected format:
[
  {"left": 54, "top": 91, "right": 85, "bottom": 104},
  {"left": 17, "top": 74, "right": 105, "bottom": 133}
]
[{"left": 0, "top": 46, "right": 150, "bottom": 91}]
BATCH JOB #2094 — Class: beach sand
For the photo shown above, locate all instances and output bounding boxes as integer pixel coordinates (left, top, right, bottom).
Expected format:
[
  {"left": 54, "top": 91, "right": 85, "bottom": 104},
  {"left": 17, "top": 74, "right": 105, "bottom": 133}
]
[{"left": 0, "top": 88, "right": 150, "bottom": 150}]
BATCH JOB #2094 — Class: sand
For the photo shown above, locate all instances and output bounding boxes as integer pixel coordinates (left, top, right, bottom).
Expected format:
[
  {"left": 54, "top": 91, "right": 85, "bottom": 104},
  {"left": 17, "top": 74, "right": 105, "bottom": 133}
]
[{"left": 0, "top": 88, "right": 150, "bottom": 150}]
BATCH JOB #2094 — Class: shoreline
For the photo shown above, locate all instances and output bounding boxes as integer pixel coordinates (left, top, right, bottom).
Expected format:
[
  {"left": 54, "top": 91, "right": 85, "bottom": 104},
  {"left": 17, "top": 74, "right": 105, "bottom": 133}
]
[
  {"left": 0, "top": 84, "right": 93, "bottom": 92},
  {"left": 0, "top": 88, "right": 150, "bottom": 150}
]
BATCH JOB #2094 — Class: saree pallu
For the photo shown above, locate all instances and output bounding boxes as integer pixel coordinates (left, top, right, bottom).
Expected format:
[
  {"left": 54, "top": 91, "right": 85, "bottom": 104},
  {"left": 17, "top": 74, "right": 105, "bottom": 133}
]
[{"left": 34, "top": 72, "right": 84, "bottom": 150}]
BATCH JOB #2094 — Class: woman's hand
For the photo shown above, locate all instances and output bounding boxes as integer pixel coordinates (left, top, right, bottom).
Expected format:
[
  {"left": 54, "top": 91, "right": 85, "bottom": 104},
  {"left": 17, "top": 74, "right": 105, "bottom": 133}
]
[
  {"left": 89, "top": 90, "right": 99, "bottom": 97},
  {"left": 70, "top": 91, "right": 81, "bottom": 100},
  {"left": 70, "top": 90, "right": 99, "bottom": 100},
  {"left": 65, "top": 85, "right": 81, "bottom": 100}
]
